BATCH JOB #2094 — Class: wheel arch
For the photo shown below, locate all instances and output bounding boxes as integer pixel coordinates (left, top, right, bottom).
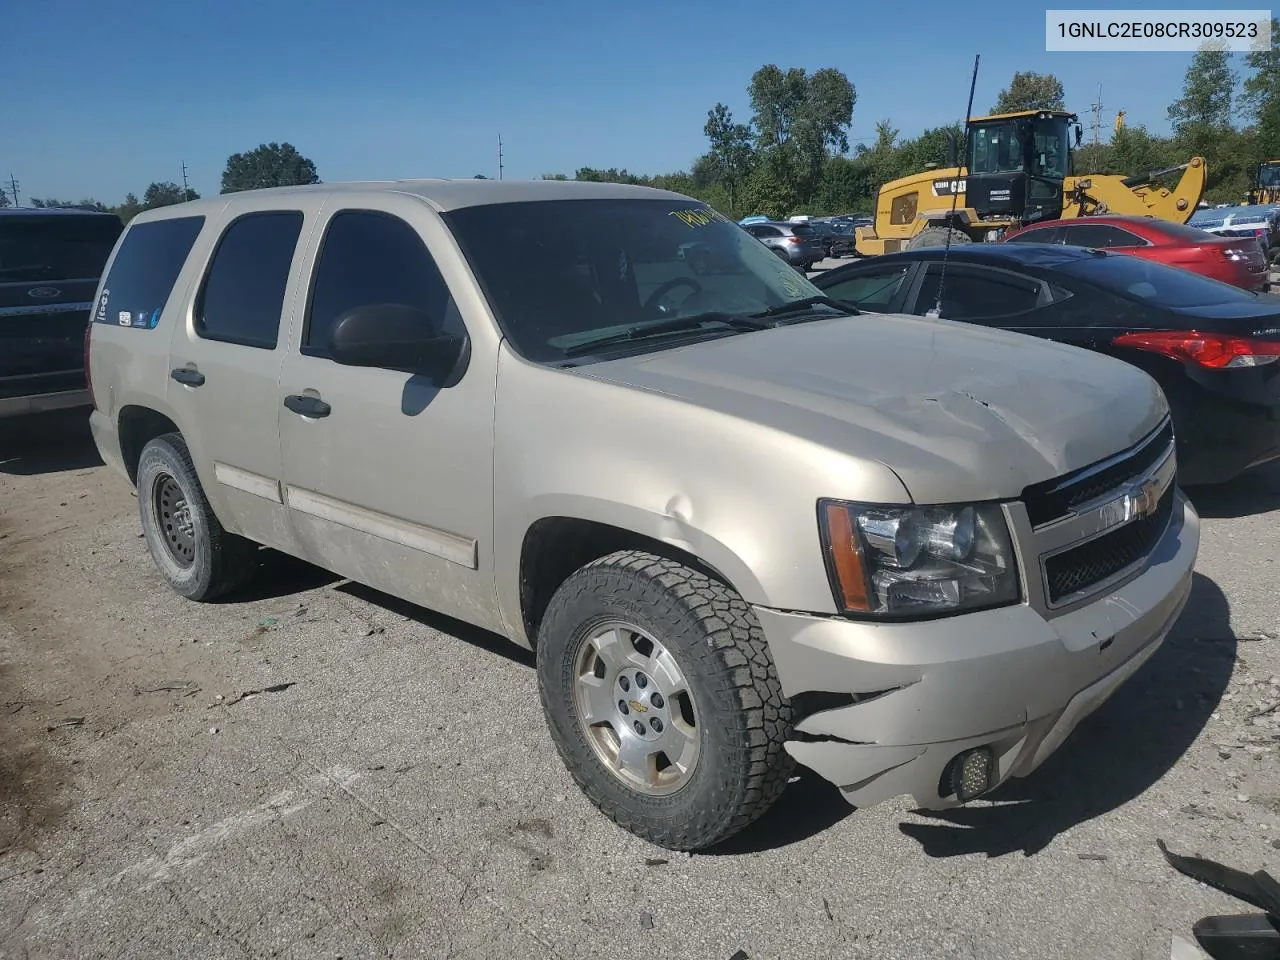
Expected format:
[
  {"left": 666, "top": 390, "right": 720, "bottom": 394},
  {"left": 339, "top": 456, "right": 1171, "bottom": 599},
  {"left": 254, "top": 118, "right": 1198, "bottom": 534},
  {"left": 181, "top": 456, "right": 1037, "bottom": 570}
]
[{"left": 510, "top": 505, "right": 767, "bottom": 649}]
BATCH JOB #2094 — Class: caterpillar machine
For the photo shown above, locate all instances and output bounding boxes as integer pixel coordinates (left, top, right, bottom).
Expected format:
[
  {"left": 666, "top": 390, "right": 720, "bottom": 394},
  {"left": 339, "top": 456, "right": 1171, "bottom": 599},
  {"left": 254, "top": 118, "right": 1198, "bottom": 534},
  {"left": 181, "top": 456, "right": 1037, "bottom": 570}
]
[
  {"left": 854, "top": 109, "right": 1208, "bottom": 255},
  {"left": 1247, "top": 160, "right": 1280, "bottom": 205}
]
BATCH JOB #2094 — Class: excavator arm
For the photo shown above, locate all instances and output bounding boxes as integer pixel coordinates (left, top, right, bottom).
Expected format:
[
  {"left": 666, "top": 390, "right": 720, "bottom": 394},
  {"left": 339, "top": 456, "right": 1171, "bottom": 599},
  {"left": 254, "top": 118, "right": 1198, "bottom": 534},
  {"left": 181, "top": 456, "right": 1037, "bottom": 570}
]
[{"left": 1062, "top": 157, "right": 1207, "bottom": 225}]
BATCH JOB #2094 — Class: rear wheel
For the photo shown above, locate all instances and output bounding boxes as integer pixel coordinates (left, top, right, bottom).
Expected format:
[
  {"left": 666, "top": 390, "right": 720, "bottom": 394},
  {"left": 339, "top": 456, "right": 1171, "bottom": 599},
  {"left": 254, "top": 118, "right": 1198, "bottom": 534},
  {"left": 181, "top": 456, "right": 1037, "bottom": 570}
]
[
  {"left": 536, "top": 550, "right": 794, "bottom": 851},
  {"left": 907, "top": 226, "right": 973, "bottom": 250},
  {"left": 137, "top": 433, "right": 258, "bottom": 601}
]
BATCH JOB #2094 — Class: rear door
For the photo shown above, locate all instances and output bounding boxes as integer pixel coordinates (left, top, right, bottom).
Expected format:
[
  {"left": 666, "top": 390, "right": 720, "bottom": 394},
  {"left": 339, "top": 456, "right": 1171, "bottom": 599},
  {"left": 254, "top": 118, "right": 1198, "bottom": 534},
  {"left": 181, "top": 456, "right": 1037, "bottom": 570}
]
[
  {"left": 0, "top": 213, "right": 122, "bottom": 408},
  {"left": 165, "top": 197, "right": 322, "bottom": 551}
]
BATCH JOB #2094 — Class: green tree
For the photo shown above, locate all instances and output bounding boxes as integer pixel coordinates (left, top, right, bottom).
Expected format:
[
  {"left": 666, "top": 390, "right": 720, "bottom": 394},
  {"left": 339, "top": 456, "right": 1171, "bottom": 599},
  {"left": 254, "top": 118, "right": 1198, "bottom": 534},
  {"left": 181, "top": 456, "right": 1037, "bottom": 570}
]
[
  {"left": 221, "top": 142, "right": 320, "bottom": 193},
  {"left": 540, "top": 173, "right": 569, "bottom": 181},
  {"left": 143, "top": 181, "right": 198, "bottom": 208},
  {"left": 747, "top": 64, "right": 855, "bottom": 201},
  {"left": 0, "top": 189, "right": 9, "bottom": 208},
  {"left": 1243, "top": 18, "right": 1280, "bottom": 159},
  {"left": 991, "top": 72, "right": 1066, "bottom": 113},
  {"left": 701, "top": 103, "right": 756, "bottom": 214},
  {"left": 1168, "top": 46, "right": 1234, "bottom": 134},
  {"left": 114, "top": 193, "right": 144, "bottom": 225}
]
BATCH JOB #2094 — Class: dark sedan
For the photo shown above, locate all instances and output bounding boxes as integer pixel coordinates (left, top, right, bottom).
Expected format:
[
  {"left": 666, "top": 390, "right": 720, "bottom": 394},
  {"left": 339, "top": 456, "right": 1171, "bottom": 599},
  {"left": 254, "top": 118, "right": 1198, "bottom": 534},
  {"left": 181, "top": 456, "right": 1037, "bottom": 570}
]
[{"left": 811, "top": 243, "right": 1280, "bottom": 485}]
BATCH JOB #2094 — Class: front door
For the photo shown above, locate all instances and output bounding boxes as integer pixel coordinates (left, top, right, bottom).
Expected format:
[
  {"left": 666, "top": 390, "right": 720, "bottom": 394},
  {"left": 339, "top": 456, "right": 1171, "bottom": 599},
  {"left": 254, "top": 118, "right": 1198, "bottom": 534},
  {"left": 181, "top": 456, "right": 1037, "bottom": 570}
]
[{"left": 276, "top": 198, "right": 501, "bottom": 632}]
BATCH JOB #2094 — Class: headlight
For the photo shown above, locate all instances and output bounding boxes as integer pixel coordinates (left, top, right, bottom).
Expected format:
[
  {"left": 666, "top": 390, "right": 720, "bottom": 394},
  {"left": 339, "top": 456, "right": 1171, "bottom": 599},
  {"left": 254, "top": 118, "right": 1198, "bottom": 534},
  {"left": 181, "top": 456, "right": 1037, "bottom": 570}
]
[{"left": 818, "top": 500, "right": 1020, "bottom": 618}]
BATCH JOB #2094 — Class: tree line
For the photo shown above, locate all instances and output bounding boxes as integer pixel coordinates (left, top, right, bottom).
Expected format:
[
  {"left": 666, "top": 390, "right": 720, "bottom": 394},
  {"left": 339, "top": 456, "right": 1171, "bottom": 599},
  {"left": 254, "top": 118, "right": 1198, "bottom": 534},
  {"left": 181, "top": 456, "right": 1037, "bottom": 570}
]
[
  {"left": 10, "top": 27, "right": 1277, "bottom": 224},
  {"left": 550, "top": 25, "right": 1279, "bottom": 218},
  {"left": 6, "top": 142, "right": 321, "bottom": 220}
]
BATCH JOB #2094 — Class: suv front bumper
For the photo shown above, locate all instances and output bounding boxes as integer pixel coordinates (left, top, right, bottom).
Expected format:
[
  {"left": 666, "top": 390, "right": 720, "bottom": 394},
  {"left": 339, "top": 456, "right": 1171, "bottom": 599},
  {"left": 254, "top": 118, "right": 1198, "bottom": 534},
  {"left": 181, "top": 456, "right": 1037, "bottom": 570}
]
[{"left": 755, "top": 490, "right": 1199, "bottom": 810}]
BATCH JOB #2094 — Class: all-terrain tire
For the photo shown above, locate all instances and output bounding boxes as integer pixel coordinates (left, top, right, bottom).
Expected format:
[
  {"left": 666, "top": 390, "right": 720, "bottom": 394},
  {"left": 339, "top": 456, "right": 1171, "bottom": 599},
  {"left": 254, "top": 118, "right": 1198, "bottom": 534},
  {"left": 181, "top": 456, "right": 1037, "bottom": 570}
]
[
  {"left": 535, "top": 550, "right": 794, "bottom": 851},
  {"left": 907, "top": 226, "right": 973, "bottom": 250},
  {"left": 136, "top": 432, "right": 259, "bottom": 601}
]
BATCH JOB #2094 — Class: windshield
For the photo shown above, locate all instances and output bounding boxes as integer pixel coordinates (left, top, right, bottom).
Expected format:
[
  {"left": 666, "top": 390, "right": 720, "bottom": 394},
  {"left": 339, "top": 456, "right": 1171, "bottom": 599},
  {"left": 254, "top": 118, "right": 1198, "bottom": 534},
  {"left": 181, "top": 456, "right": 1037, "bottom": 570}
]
[
  {"left": 444, "top": 198, "right": 825, "bottom": 362},
  {"left": 0, "top": 215, "right": 122, "bottom": 282},
  {"left": 1056, "top": 251, "right": 1262, "bottom": 308},
  {"left": 969, "top": 117, "right": 1069, "bottom": 179},
  {"left": 1260, "top": 163, "right": 1280, "bottom": 189}
]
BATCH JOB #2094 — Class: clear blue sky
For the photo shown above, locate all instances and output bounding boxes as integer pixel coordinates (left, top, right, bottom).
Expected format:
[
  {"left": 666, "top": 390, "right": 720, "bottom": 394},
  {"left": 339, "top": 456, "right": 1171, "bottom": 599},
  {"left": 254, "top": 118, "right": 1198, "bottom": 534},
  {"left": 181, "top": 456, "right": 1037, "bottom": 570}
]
[{"left": 6, "top": 0, "right": 1239, "bottom": 204}]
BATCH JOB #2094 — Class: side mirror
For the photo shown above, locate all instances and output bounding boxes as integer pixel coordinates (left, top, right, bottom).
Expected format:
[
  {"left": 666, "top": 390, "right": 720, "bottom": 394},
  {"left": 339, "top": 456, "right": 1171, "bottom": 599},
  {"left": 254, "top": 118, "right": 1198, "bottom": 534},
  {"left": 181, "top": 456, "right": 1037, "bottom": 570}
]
[
  {"left": 1075, "top": 124, "right": 1083, "bottom": 147},
  {"left": 328, "top": 303, "right": 467, "bottom": 382}
]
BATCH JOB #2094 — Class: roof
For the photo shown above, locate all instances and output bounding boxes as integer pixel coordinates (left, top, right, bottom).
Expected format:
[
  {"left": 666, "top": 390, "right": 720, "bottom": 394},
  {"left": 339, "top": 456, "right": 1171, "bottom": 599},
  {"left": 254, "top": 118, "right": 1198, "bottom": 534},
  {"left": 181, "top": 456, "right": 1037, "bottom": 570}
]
[
  {"left": 0, "top": 207, "right": 119, "bottom": 218},
  {"left": 971, "top": 109, "right": 1078, "bottom": 123},
  {"left": 871, "top": 242, "right": 1104, "bottom": 268},
  {"left": 135, "top": 178, "right": 692, "bottom": 218}
]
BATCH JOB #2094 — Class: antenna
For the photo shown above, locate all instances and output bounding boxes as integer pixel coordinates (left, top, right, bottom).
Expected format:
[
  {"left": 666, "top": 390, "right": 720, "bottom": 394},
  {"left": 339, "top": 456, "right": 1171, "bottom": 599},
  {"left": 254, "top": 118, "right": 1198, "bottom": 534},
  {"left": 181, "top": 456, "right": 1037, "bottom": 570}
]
[
  {"left": 498, "top": 134, "right": 504, "bottom": 181},
  {"left": 181, "top": 161, "right": 191, "bottom": 197},
  {"left": 1089, "top": 84, "right": 1103, "bottom": 146},
  {"left": 929, "top": 53, "right": 980, "bottom": 320}
]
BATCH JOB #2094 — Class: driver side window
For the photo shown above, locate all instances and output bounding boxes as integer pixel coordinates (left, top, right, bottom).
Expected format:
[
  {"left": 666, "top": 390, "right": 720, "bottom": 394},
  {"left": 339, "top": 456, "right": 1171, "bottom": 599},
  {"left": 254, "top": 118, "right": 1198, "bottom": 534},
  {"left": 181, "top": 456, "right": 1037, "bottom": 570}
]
[
  {"left": 303, "top": 210, "right": 465, "bottom": 361},
  {"left": 821, "top": 264, "right": 911, "bottom": 312}
]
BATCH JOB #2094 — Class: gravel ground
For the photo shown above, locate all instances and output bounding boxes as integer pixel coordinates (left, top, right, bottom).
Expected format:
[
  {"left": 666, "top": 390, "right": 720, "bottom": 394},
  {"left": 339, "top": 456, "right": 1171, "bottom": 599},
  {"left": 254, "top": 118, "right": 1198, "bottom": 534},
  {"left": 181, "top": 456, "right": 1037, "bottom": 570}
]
[{"left": 1, "top": 405, "right": 1278, "bottom": 960}]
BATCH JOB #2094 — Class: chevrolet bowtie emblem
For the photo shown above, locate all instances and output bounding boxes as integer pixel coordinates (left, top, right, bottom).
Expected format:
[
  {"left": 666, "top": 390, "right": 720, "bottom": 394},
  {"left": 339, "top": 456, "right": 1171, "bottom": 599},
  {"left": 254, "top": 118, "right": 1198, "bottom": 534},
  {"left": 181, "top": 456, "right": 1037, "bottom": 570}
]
[{"left": 1128, "top": 477, "right": 1161, "bottom": 519}]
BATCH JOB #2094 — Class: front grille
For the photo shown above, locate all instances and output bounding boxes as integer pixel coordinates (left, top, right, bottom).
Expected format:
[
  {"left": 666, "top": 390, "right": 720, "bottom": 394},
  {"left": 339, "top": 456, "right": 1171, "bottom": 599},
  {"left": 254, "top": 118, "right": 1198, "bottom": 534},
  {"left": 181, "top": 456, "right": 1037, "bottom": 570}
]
[
  {"left": 1043, "top": 486, "right": 1174, "bottom": 603},
  {"left": 1022, "top": 420, "right": 1174, "bottom": 527}
]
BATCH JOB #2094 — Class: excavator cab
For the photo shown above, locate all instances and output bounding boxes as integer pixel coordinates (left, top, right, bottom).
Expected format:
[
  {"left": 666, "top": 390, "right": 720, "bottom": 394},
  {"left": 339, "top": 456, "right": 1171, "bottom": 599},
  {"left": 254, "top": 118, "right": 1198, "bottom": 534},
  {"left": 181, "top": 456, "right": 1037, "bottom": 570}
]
[
  {"left": 1249, "top": 161, "right": 1280, "bottom": 205},
  {"left": 964, "top": 111, "right": 1079, "bottom": 226}
]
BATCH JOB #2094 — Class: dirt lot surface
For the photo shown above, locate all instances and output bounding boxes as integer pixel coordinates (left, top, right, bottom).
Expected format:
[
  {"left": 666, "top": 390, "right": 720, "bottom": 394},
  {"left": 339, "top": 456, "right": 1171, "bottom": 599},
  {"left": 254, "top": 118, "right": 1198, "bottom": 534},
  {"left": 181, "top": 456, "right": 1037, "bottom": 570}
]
[{"left": 2, "top": 408, "right": 1279, "bottom": 960}]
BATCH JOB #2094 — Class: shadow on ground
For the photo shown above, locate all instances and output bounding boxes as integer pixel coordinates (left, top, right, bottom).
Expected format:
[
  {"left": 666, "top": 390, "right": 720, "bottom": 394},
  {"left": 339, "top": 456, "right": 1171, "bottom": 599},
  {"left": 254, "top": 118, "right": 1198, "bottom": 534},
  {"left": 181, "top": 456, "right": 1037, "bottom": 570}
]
[
  {"left": 897, "top": 571, "right": 1234, "bottom": 858},
  {"left": 214, "top": 548, "right": 343, "bottom": 603},
  {"left": 0, "top": 409, "right": 102, "bottom": 477},
  {"left": 1186, "top": 461, "right": 1280, "bottom": 519},
  {"left": 338, "top": 581, "right": 536, "bottom": 669}
]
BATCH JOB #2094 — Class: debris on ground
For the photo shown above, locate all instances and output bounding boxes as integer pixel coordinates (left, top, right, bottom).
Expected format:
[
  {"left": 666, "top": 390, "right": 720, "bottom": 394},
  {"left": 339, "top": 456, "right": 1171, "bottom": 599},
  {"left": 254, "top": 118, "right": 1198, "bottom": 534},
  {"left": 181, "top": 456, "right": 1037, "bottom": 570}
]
[
  {"left": 644, "top": 858, "right": 668, "bottom": 867},
  {"left": 133, "top": 680, "right": 199, "bottom": 696},
  {"left": 45, "top": 717, "right": 85, "bottom": 732},
  {"left": 1078, "top": 853, "right": 1109, "bottom": 861},
  {"left": 221, "top": 682, "right": 297, "bottom": 706},
  {"left": 639, "top": 912, "right": 654, "bottom": 929}
]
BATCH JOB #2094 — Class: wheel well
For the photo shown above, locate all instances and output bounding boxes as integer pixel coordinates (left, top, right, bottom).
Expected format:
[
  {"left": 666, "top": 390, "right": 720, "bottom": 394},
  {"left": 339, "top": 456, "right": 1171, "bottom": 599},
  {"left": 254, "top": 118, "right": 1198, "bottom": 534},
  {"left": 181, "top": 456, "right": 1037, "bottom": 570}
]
[
  {"left": 118, "top": 406, "right": 180, "bottom": 485},
  {"left": 518, "top": 517, "right": 732, "bottom": 644}
]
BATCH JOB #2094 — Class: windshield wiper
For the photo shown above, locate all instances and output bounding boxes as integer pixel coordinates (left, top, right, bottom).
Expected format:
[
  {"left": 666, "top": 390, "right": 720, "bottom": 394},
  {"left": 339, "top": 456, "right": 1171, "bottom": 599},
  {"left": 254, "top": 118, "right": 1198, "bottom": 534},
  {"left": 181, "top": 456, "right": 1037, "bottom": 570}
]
[
  {"left": 561, "top": 312, "right": 770, "bottom": 358},
  {"left": 749, "top": 295, "right": 860, "bottom": 319}
]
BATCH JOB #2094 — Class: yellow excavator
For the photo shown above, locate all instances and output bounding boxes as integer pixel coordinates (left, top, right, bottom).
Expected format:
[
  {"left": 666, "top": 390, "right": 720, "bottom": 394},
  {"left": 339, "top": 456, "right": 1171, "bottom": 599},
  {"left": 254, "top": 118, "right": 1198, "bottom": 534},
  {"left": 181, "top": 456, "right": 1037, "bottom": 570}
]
[
  {"left": 1246, "top": 161, "right": 1280, "bottom": 205},
  {"left": 854, "top": 109, "right": 1208, "bottom": 255}
]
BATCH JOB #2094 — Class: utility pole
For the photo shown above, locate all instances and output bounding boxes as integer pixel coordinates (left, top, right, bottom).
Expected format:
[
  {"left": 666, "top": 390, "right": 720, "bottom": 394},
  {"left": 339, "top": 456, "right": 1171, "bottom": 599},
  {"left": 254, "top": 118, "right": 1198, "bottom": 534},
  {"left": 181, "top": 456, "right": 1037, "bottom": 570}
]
[
  {"left": 7, "top": 173, "right": 19, "bottom": 208},
  {"left": 1089, "top": 84, "right": 1103, "bottom": 146},
  {"left": 181, "top": 161, "right": 191, "bottom": 198},
  {"left": 497, "top": 134, "right": 504, "bottom": 180}
]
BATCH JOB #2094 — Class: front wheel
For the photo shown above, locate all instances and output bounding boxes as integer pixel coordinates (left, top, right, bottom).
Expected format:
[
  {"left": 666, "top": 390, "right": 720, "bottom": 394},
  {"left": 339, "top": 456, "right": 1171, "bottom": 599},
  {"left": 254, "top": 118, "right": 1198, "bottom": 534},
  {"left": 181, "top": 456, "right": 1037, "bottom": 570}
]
[
  {"left": 906, "top": 225, "right": 973, "bottom": 250},
  {"left": 536, "top": 550, "right": 794, "bottom": 850}
]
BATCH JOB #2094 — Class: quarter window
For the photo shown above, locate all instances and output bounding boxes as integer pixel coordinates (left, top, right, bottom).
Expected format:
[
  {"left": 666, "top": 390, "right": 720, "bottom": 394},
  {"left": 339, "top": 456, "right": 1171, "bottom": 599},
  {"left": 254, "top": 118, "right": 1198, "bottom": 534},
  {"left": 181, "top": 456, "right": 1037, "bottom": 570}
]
[
  {"left": 196, "top": 211, "right": 303, "bottom": 349},
  {"left": 304, "top": 210, "right": 459, "bottom": 358},
  {"left": 94, "top": 216, "right": 204, "bottom": 329}
]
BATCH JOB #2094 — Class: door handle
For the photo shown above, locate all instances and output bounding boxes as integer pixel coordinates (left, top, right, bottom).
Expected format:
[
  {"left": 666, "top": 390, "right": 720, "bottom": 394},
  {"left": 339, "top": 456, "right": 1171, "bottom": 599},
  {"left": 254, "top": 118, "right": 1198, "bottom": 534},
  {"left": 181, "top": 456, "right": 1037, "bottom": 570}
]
[
  {"left": 283, "top": 394, "right": 331, "bottom": 418},
  {"left": 170, "top": 367, "right": 205, "bottom": 387}
]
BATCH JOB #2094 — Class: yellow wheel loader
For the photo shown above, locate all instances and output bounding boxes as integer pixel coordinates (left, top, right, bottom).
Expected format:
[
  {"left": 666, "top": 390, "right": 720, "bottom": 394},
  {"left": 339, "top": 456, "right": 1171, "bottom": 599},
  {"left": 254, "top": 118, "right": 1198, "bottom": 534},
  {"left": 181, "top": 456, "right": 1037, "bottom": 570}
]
[
  {"left": 854, "top": 109, "right": 1207, "bottom": 256},
  {"left": 1247, "top": 161, "right": 1280, "bottom": 205}
]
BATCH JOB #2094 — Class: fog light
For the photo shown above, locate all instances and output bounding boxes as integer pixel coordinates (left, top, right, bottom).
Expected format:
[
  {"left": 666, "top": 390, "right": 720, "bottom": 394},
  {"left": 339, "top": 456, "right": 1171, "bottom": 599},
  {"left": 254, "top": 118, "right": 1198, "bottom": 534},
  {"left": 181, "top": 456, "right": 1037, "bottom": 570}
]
[{"left": 950, "top": 747, "right": 995, "bottom": 802}]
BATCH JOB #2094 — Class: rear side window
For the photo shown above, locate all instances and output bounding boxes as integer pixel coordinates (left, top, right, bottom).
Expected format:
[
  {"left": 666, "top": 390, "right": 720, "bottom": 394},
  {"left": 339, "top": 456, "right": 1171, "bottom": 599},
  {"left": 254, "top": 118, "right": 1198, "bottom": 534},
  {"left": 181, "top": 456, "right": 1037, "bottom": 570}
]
[
  {"left": 912, "top": 264, "right": 1044, "bottom": 320},
  {"left": 1005, "top": 225, "right": 1062, "bottom": 244},
  {"left": 93, "top": 216, "right": 204, "bottom": 329},
  {"left": 1056, "top": 253, "right": 1262, "bottom": 308},
  {"left": 790, "top": 225, "right": 815, "bottom": 236},
  {"left": 303, "top": 210, "right": 459, "bottom": 359},
  {"left": 1, "top": 215, "right": 122, "bottom": 283},
  {"left": 195, "top": 211, "right": 303, "bottom": 349}
]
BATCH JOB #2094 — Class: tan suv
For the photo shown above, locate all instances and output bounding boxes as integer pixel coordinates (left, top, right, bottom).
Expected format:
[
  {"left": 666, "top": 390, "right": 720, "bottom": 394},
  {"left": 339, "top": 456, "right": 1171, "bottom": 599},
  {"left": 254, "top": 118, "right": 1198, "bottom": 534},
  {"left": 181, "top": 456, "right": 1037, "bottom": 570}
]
[{"left": 86, "top": 180, "right": 1199, "bottom": 851}]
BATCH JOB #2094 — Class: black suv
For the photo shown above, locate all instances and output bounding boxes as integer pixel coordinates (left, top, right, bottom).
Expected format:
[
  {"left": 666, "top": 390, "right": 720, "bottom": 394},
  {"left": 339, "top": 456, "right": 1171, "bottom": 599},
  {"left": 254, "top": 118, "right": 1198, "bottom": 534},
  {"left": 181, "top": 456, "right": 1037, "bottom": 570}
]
[{"left": 1, "top": 209, "right": 123, "bottom": 417}]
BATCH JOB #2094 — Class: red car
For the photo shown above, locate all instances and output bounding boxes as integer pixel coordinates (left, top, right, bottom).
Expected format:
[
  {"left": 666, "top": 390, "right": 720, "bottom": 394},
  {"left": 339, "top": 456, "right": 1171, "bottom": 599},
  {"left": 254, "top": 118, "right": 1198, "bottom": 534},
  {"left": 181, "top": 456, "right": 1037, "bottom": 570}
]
[{"left": 1002, "top": 214, "right": 1270, "bottom": 291}]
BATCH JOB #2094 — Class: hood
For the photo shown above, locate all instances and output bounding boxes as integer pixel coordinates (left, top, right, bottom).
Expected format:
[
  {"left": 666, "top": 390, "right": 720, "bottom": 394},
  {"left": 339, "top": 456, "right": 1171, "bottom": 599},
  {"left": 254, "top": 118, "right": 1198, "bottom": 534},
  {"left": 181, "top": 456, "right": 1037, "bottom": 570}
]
[{"left": 578, "top": 313, "right": 1168, "bottom": 504}]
